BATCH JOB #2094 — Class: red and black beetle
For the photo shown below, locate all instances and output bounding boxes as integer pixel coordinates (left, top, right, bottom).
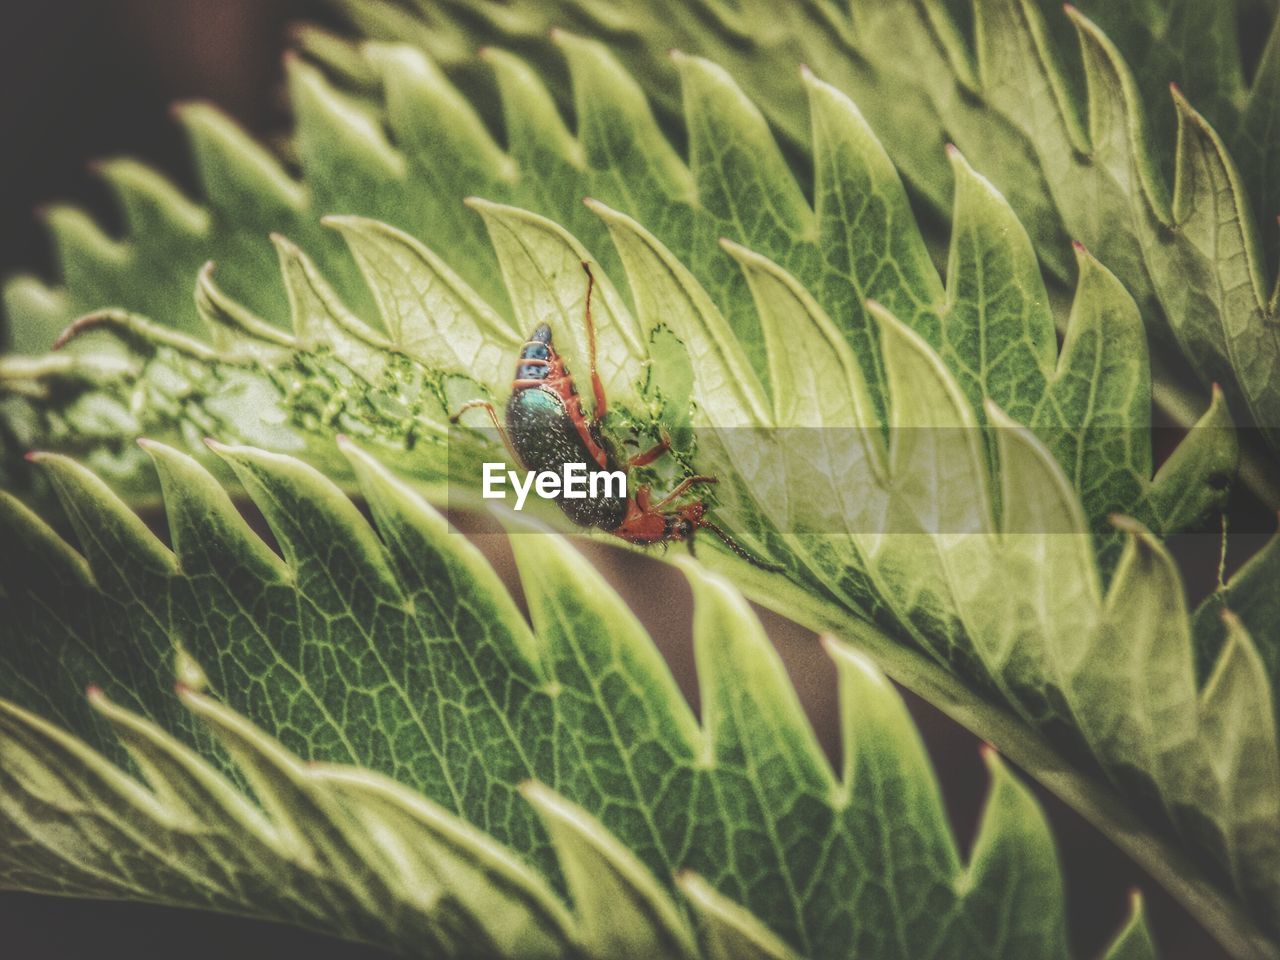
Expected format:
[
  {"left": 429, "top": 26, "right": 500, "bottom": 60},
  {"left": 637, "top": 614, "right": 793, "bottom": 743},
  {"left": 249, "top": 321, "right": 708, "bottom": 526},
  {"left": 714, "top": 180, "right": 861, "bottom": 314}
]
[{"left": 451, "top": 262, "right": 779, "bottom": 570}]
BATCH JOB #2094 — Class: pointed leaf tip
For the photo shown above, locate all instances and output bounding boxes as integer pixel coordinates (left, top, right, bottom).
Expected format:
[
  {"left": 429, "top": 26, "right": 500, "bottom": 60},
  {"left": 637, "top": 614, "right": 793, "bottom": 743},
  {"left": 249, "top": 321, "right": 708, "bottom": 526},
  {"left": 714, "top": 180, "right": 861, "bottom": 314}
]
[
  {"left": 1109, "top": 513, "right": 1146, "bottom": 535},
  {"left": 821, "top": 633, "right": 885, "bottom": 685}
]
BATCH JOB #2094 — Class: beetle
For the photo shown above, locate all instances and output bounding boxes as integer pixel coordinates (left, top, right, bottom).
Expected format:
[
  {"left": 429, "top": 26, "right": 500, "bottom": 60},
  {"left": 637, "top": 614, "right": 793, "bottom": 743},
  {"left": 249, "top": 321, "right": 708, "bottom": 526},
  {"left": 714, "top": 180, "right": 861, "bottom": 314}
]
[{"left": 451, "top": 262, "right": 780, "bottom": 570}]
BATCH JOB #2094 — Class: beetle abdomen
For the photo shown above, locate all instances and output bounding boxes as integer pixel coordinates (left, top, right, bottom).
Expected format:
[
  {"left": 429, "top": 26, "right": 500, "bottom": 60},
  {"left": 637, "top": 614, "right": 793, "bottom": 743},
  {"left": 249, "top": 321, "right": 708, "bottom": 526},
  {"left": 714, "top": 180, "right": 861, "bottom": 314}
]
[{"left": 506, "top": 386, "right": 628, "bottom": 529}]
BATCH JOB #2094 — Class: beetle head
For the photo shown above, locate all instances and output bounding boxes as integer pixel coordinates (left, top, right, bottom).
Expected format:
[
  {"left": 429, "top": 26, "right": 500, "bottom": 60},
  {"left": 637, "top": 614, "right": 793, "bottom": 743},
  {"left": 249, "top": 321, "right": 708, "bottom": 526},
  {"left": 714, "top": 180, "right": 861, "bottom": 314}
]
[{"left": 664, "top": 501, "right": 707, "bottom": 542}]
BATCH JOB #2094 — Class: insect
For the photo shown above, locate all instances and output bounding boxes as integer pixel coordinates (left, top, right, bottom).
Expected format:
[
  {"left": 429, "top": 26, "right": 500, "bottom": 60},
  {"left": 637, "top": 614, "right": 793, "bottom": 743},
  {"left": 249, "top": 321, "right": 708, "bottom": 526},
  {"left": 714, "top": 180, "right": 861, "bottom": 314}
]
[{"left": 451, "top": 262, "right": 780, "bottom": 570}]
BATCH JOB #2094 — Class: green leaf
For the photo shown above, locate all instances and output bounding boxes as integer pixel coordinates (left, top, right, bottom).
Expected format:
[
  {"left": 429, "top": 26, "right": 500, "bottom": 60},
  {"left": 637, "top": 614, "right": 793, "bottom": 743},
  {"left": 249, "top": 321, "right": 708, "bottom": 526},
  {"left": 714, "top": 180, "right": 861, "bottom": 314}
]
[
  {"left": 1, "top": 440, "right": 1139, "bottom": 959},
  {"left": 520, "top": 782, "right": 697, "bottom": 960},
  {"left": 1105, "top": 894, "right": 1158, "bottom": 960},
  {"left": 2, "top": 43, "right": 1228, "bottom": 547},
  {"left": 328, "top": 0, "right": 1280, "bottom": 502},
  {"left": 0, "top": 17, "right": 1268, "bottom": 956},
  {"left": 5, "top": 7, "right": 1270, "bottom": 505},
  {"left": 1194, "top": 529, "right": 1280, "bottom": 701},
  {"left": 1198, "top": 613, "right": 1280, "bottom": 922},
  {"left": 2, "top": 43, "right": 1263, "bottom": 951},
  {"left": 677, "top": 872, "right": 803, "bottom": 960}
]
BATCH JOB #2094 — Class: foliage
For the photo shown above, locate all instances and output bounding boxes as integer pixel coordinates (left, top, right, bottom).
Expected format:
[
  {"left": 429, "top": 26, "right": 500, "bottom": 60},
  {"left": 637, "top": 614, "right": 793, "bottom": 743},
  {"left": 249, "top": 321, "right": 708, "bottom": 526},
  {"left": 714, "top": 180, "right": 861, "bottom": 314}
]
[
  {"left": 1, "top": 439, "right": 1149, "bottom": 959},
  {"left": 2, "top": 3, "right": 1279, "bottom": 958},
  {"left": 336, "top": 0, "right": 1280, "bottom": 503}
]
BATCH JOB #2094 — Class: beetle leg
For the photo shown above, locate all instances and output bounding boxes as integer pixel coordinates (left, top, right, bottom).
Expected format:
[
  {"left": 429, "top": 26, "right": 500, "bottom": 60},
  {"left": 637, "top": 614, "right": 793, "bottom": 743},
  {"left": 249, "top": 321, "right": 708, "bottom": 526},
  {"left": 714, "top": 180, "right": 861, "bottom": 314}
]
[
  {"left": 625, "top": 429, "right": 672, "bottom": 468},
  {"left": 652, "top": 475, "right": 717, "bottom": 510},
  {"left": 450, "top": 399, "right": 525, "bottom": 469},
  {"left": 581, "top": 261, "right": 608, "bottom": 420},
  {"left": 634, "top": 484, "right": 653, "bottom": 511}
]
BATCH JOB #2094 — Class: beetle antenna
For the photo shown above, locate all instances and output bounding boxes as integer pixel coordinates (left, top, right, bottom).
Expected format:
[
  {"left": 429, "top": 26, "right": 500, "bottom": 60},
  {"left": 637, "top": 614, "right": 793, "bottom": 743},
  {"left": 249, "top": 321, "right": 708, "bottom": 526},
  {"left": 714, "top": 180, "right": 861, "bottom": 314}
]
[{"left": 698, "top": 520, "right": 784, "bottom": 572}]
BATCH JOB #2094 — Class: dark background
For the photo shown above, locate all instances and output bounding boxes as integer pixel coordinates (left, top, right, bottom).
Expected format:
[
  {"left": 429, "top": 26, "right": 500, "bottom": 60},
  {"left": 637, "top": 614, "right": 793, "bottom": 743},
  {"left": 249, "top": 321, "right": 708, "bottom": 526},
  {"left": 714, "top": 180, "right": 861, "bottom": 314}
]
[{"left": 0, "top": 3, "right": 1240, "bottom": 958}]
